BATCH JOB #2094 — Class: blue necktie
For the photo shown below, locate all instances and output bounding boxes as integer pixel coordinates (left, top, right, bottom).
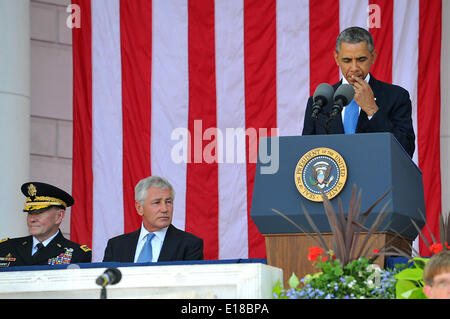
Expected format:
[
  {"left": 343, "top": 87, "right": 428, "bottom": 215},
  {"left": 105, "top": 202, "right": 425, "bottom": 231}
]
[
  {"left": 343, "top": 99, "right": 359, "bottom": 134},
  {"left": 137, "top": 233, "right": 155, "bottom": 263}
]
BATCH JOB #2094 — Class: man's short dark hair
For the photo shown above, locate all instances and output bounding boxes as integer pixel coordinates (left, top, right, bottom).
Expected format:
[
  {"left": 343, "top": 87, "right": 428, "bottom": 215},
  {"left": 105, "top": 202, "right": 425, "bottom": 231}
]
[{"left": 336, "top": 26, "right": 374, "bottom": 53}]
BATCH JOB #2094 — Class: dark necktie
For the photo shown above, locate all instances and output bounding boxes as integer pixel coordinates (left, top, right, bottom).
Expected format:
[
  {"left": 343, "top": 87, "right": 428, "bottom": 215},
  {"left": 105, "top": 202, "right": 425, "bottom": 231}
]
[{"left": 34, "top": 243, "right": 44, "bottom": 256}]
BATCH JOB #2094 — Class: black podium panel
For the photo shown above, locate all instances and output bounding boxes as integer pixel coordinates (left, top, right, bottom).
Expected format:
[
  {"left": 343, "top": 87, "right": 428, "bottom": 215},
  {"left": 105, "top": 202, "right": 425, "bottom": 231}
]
[{"left": 250, "top": 133, "right": 425, "bottom": 239}]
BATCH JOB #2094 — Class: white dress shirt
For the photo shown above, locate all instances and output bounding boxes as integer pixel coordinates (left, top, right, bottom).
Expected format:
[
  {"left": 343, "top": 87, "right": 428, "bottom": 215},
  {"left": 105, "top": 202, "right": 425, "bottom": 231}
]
[{"left": 133, "top": 223, "right": 168, "bottom": 262}]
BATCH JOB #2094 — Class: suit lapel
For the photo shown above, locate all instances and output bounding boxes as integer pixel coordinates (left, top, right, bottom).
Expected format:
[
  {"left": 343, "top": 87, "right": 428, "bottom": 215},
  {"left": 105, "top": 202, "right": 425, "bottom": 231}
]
[
  {"left": 125, "top": 230, "right": 140, "bottom": 262},
  {"left": 158, "top": 225, "right": 177, "bottom": 262}
]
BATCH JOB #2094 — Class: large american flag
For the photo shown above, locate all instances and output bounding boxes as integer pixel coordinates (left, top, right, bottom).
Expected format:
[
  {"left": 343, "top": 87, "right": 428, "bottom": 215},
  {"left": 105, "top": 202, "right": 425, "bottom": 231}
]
[{"left": 70, "top": 0, "right": 441, "bottom": 261}]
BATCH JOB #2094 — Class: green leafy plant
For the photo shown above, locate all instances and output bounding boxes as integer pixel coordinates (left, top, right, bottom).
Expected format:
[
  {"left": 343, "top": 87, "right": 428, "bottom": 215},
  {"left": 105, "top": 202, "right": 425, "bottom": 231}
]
[{"left": 394, "top": 257, "right": 429, "bottom": 299}]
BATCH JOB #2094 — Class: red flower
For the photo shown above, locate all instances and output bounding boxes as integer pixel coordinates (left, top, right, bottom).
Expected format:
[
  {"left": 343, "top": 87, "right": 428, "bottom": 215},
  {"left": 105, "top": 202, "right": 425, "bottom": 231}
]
[
  {"left": 323, "top": 253, "right": 337, "bottom": 262},
  {"left": 308, "top": 247, "right": 324, "bottom": 261},
  {"left": 373, "top": 249, "right": 380, "bottom": 254},
  {"left": 429, "top": 243, "right": 443, "bottom": 254}
]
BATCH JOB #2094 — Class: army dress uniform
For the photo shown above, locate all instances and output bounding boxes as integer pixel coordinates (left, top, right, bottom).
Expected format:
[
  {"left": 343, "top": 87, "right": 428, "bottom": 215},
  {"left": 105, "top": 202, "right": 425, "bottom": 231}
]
[
  {"left": 0, "top": 232, "right": 91, "bottom": 267},
  {"left": 0, "top": 182, "right": 91, "bottom": 268}
]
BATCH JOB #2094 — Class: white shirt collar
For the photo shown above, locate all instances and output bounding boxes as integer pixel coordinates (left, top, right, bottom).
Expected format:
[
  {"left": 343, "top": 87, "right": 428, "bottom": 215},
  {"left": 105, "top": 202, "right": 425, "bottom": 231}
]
[
  {"left": 32, "top": 230, "right": 59, "bottom": 250},
  {"left": 138, "top": 223, "right": 168, "bottom": 242}
]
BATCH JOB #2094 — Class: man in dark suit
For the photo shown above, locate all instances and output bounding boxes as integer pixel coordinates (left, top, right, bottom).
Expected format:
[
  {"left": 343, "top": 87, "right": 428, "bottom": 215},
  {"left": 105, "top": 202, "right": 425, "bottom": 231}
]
[
  {"left": 103, "top": 176, "right": 204, "bottom": 262},
  {"left": 0, "top": 182, "right": 92, "bottom": 267},
  {"left": 302, "top": 26, "right": 415, "bottom": 158}
]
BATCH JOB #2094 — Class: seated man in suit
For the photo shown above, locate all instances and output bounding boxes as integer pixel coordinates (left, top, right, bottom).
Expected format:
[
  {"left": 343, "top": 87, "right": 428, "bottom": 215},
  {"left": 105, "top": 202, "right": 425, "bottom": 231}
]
[
  {"left": 0, "top": 182, "right": 92, "bottom": 267},
  {"left": 103, "top": 176, "right": 204, "bottom": 262},
  {"left": 302, "top": 26, "right": 415, "bottom": 158}
]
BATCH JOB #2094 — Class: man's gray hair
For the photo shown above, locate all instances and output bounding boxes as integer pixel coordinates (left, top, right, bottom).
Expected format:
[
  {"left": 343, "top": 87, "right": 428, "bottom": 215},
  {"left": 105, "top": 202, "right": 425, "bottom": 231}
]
[
  {"left": 336, "top": 26, "right": 374, "bottom": 53},
  {"left": 135, "top": 176, "right": 175, "bottom": 203}
]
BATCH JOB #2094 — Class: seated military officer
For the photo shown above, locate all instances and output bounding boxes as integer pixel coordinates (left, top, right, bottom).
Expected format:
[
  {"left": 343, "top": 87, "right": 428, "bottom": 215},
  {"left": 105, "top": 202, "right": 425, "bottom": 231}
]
[{"left": 0, "top": 182, "right": 91, "bottom": 267}]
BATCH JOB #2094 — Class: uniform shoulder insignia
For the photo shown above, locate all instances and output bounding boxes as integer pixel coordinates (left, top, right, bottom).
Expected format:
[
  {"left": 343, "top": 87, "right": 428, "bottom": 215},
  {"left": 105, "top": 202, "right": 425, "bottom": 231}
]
[
  {"left": 80, "top": 245, "right": 91, "bottom": 252},
  {"left": 0, "top": 238, "right": 9, "bottom": 244}
]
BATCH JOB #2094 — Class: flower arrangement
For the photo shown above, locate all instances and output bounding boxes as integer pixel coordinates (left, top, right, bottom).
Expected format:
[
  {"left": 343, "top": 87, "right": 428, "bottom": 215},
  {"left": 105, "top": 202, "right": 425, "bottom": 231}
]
[
  {"left": 271, "top": 185, "right": 449, "bottom": 299},
  {"left": 273, "top": 247, "right": 398, "bottom": 299},
  {"left": 271, "top": 185, "right": 400, "bottom": 299}
]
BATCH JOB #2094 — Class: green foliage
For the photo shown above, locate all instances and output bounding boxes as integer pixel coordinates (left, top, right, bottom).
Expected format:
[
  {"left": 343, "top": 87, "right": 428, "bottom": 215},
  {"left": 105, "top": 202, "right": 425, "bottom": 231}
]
[{"left": 394, "top": 257, "right": 429, "bottom": 299}]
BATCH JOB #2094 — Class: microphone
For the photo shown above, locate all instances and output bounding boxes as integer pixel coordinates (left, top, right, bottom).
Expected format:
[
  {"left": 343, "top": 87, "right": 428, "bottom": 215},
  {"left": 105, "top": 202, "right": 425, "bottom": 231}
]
[
  {"left": 330, "top": 84, "right": 355, "bottom": 119},
  {"left": 96, "top": 268, "right": 122, "bottom": 288},
  {"left": 311, "top": 83, "right": 334, "bottom": 119}
]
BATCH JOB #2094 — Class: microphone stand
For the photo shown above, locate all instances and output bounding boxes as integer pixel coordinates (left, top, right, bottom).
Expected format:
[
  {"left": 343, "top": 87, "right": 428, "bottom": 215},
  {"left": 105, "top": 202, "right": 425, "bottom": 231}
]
[
  {"left": 325, "top": 117, "right": 333, "bottom": 134},
  {"left": 96, "top": 268, "right": 122, "bottom": 300},
  {"left": 313, "top": 111, "right": 332, "bottom": 134},
  {"left": 100, "top": 286, "right": 107, "bottom": 299},
  {"left": 325, "top": 112, "right": 339, "bottom": 134},
  {"left": 325, "top": 104, "right": 344, "bottom": 134}
]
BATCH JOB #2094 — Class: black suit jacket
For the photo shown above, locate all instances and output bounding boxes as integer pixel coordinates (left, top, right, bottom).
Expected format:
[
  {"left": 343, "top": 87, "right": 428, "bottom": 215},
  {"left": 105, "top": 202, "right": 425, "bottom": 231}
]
[
  {"left": 302, "top": 75, "right": 415, "bottom": 158},
  {"left": 0, "top": 231, "right": 92, "bottom": 267},
  {"left": 102, "top": 224, "right": 204, "bottom": 262}
]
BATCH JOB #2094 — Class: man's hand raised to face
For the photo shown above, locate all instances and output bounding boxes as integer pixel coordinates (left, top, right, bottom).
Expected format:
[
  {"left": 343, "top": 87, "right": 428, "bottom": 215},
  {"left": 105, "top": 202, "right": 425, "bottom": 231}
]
[{"left": 352, "top": 75, "right": 378, "bottom": 117}]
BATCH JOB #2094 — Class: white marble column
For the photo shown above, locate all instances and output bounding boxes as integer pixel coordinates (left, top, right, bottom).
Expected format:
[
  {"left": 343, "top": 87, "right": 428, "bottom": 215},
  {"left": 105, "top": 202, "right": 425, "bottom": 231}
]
[{"left": 0, "top": 0, "right": 30, "bottom": 238}]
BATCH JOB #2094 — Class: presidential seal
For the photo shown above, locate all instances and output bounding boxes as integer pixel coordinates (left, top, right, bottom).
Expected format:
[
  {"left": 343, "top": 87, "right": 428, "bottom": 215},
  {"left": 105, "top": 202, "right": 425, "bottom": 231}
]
[{"left": 294, "top": 147, "right": 347, "bottom": 202}]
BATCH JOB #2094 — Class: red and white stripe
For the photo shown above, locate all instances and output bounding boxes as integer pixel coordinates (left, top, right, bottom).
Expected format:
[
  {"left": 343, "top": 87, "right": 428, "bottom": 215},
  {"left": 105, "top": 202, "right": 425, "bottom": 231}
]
[{"left": 71, "top": 0, "right": 442, "bottom": 261}]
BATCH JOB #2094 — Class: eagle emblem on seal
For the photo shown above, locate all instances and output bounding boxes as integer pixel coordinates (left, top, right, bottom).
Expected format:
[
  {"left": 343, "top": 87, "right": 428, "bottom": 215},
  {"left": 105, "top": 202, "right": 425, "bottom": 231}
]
[{"left": 310, "top": 161, "right": 334, "bottom": 188}]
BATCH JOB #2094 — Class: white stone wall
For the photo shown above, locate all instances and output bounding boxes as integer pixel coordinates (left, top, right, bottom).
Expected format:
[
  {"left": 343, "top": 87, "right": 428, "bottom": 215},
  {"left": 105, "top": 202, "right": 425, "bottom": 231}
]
[
  {"left": 29, "top": 0, "right": 450, "bottom": 242},
  {"left": 30, "top": 0, "right": 72, "bottom": 237}
]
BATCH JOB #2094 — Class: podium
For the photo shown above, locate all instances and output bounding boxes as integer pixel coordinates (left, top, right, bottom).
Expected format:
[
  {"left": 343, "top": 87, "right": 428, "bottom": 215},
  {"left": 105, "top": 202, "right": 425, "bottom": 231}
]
[{"left": 250, "top": 133, "right": 425, "bottom": 284}]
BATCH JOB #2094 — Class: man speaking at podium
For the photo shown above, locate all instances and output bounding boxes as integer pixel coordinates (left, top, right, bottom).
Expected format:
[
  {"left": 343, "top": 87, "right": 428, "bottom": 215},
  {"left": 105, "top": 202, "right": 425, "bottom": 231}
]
[{"left": 302, "top": 26, "right": 415, "bottom": 158}]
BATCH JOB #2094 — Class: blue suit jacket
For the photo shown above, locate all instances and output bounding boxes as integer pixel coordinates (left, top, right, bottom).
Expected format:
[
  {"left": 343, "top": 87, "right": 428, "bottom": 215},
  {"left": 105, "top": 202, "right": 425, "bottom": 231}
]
[
  {"left": 302, "top": 75, "right": 415, "bottom": 158},
  {"left": 102, "top": 224, "right": 204, "bottom": 262}
]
